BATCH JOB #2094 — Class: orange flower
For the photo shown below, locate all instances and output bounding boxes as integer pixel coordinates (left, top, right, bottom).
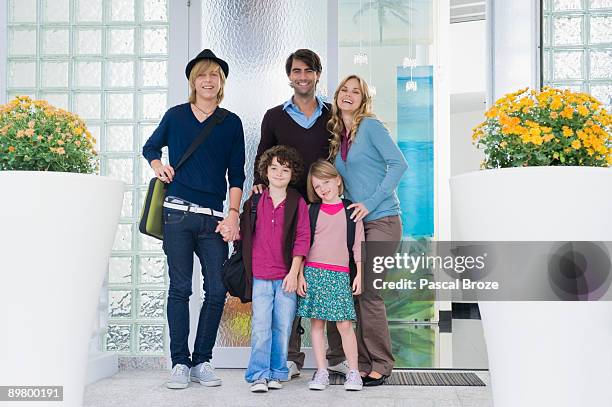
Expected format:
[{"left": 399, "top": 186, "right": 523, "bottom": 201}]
[
  {"left": 571, "top": 140, "right": 582, "bottom": 149},
  {"left": 560, "top": 106, "right": 574, "bottom": 119},
  {"left": 8, "top": 146, "right": 15, "bottom": 153}
]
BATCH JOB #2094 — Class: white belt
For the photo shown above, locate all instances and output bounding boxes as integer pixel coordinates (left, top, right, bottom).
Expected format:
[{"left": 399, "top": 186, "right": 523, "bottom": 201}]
[{"left": 163, "top": 202, "right": 224, "bottom": 218}]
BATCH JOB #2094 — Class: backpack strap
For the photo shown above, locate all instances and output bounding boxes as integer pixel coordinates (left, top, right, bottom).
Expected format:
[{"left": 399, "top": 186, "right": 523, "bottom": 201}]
[
  {"left": 250, "top": 192, "right": 262, "bottom": 232},
  {"left": 308, "top": 202, "right": 321, "bottom": 248},
  {"left": 342, "top": 199, "right": 356, "bottom": 253}
]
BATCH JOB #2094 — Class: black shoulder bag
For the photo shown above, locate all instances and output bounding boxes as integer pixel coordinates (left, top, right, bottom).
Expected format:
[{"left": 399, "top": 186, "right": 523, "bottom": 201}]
[{"left": 222, "top": 193, "right": 262, "bottom": 303}]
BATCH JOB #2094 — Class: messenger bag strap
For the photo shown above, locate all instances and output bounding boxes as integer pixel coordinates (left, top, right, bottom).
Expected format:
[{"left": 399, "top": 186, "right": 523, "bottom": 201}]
[{"left": 174, "top": 107, "right": 229, "bottom": 172}]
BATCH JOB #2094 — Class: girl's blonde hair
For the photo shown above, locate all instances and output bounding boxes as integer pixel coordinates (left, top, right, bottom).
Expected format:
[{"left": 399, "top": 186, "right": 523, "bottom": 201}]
[
  {"left": 307, "top": 159, "right": 344, "bottom": 203},
  {"left": 327, "top": 74, "right": 375, "bottom": 161},
  {"left": 188, "top": 59, "right": 226, "bottom": 104}
]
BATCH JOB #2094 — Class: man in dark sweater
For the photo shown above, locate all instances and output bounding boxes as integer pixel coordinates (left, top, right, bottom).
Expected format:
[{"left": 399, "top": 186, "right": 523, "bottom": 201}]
[{"left": 252, "top": 49, "right": 348, "bottom": 379}]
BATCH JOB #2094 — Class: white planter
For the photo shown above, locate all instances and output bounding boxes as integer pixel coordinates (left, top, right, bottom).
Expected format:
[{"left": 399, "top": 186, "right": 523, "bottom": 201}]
[
  {"left": 450, "top": 166, "right": 612, "bottom": 407},
  {"left": 0, "top": 171, "right": 124, "bottom": 407}
]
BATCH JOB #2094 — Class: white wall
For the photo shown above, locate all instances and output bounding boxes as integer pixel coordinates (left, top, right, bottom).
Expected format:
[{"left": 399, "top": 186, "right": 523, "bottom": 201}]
[
  {"left": 450, "top": 19, "right": 486, "bottom": 179},
  {"left": 450, "top": 20, "right": 486, "bottom": 95}
]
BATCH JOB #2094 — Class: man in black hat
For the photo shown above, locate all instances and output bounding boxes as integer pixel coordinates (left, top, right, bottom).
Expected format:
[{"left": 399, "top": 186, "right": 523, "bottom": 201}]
[
  {"left": 252, "top": 49, "right": 349, "bottom": 380},
  {"left": 143, "top": 49, "right": 245, "bottom": 389}
]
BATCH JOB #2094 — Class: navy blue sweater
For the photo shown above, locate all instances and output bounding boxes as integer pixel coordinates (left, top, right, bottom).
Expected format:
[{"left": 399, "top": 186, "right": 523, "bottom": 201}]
[{"left": 142, "top": 103, "right": 246, "bottom": 211}]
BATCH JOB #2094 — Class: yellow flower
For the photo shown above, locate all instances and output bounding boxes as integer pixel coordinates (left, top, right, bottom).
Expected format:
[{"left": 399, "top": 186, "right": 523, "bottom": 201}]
[
  {"left": 550, "top": 111, "right": 558, "bottom": 119},
  {"left": 485, "top": 107, "right": 499, "bottom": 119},
  {"left": 562, "top": 126, "right": 573, "bottom": 137},
  {"left": 550, "top": 97, "right": 563, "bottom": 110},
  {"left": 560, "top": 106, "right": 574, "bottom": 119},
  {"left": 577, "top": 105, "right": 589, "bottom": 116},
  {"left": 571, "top": 140, "right": 581, "bottom": 149},
  {"left": 74, "top": 127, "right": 83, "bottom": 135},
  {"left": 543, "top": 134, "right": 554, "bottom": 142}
]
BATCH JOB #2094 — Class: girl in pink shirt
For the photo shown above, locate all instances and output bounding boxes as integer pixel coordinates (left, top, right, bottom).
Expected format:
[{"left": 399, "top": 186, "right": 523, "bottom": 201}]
[{"left": 297, "top": 159, "right": 365, "bottom": 391}]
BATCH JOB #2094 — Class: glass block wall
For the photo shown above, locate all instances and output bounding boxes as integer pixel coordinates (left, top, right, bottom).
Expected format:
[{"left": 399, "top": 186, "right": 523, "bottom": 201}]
[
  {"left": 542, "top": 0, "right": 612, "bottom": 108},
  {"left": 5, "top": 0, "right": 170, "bottom": 356}
]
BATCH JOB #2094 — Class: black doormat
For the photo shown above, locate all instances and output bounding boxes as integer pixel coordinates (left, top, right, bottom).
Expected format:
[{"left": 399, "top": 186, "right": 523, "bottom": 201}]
[{"left": 329, "top": 371, "right": 486, "bottom": 386}]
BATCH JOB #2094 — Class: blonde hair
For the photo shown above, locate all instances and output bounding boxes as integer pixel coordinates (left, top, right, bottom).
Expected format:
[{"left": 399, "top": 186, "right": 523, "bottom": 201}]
[
  {"left": 327, "top": 74, "right": 375, "bottom": 161},
  {"left": 307, "top": 159, "right": 345, "bottom": 203},
  {"left": 188, "top": 60, "right": 226, "bottom": 104}
]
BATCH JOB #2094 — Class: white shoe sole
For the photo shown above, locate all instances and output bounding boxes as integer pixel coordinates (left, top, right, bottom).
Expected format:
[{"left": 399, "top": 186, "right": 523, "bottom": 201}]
[
  {"left": 308, "top": 384, "right": 328, "bottom": 391},
  {"left": 344, "top": 384, "right": 363, "bottom": 391},
  {"left": 191, "top": 378, "right": 222, "bottom": 387},
  {"left": 166, "top": 381, "right": 189, "bottom": 389},
  {"left": 267, "top": 382, "right": 282, "bottom": 390},
  {"left": 250, "top": 384, "right": 268, "bottom": 393}
]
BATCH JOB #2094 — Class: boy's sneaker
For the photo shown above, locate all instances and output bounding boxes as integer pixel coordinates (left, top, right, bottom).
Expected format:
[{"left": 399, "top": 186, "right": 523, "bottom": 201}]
[
  {"left": 250, "top": 378, "right": 268, "bottom": 393},
  {"left": 308, "top": 369, "right": 329, "bottom": 390},
  {"left": 287, "top": 361, "right": 300, "bottom": 379},
  {"left": 267, "top": 379, "right": 282, "bottom": 390},
  {"left": 166, "top": 364, "right": 190, "bottom": 389},
  {"left": 190, "top": 361, "right": 222, "bottom": 387},
  {"left": 328, "top": 360, "right": 350, "bottom": 375},
  {"left": 344, "top": 369, "right": 363, "bottom": 391}
]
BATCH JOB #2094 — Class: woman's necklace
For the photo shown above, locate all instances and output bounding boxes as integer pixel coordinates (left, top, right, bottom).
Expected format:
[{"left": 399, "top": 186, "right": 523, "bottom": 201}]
[{"left": 192, "top": 103, "right": 216, "bottom": 117}]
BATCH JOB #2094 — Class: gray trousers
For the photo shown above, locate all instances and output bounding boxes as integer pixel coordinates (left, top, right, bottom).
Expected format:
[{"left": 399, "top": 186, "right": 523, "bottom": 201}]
[{"left": 356, "top": 215, "right": 402, "bottom": 376}]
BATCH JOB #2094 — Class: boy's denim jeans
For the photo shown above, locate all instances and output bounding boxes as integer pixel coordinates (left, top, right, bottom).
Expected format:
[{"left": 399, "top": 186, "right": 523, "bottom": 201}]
[
  {"left": 245, "top": 278, "right": 297, "bottom": 382},
  {"left": 162, "top": 207, "right": 228, "bottom": 367}
]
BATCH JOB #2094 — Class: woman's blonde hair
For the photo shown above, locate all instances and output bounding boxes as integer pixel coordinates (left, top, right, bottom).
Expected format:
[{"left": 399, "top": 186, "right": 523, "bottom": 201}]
[
  {"left": 306, "top": 159, "right": 345, "bottom": 203},
  {"left": 327, "top": 74, "right": 375, "bottom": 161},
  {"left": 188, "top": 59, "right": 226, "bottom": 104}
]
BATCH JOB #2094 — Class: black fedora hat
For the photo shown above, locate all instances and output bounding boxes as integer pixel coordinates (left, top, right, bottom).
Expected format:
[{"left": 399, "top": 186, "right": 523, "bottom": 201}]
[{"left": 185, "top": 49, "right": 229, "bottom": 79}]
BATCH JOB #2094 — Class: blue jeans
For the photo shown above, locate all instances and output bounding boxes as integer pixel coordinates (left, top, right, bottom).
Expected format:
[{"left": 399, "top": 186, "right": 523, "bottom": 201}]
[
  {"left": 162, "top": 207, "right": 228, "bottom": 367},
  {"left": 244, "top": 278, "right": 297, "bottom": 382}
]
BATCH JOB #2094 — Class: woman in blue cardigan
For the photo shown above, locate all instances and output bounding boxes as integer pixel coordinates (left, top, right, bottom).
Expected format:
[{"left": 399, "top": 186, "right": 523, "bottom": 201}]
[{"left": 328, "top": 74, "right": 408, "bottom": 386}]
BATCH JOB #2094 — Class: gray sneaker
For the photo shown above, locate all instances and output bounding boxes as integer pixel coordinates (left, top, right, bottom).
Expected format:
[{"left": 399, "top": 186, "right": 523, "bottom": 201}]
[
  {"left": 344, "top": 369, "right": 363, "bottom": 391},
  {"left": 308, "top": 369, "right": 329, "bottom": 390},
  {"left": 328, "top": 360, "right": 350, "bottom": 375},
  {"left": 267, "top": 379, "right": 282, "bottom": 390},
  {"left": 191, "top": 361, "right": 222, "bottom": 386},
  {"left": 166, "top": 364, "right": 190, "bottom": 389},
  {"left": 284, "top": 361, "right": 300, "bottom": 381},
  {"left": 250, "top": 378, "right": 268, "bottom": 393}
]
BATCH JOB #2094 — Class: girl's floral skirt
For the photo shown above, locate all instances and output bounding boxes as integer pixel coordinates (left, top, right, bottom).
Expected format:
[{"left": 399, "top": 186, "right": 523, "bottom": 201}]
[{"left": 297, "top": 265, "right": 356, "bottom": 321}]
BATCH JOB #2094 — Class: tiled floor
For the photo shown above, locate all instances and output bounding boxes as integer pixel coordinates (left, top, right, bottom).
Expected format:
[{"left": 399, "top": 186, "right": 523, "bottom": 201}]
[{"left": 84, "top": 369, "right": 493, "bottom": 407}]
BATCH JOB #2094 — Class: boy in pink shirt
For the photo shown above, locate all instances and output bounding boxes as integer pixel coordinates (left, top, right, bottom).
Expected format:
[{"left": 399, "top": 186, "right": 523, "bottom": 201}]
[{"left": 242, "top": 146, "right": 310, "bottom": 392}]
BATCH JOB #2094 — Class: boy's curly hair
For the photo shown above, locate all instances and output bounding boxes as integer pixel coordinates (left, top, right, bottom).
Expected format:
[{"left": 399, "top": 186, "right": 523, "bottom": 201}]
[{"left": 257, "top": 145, "right": 304, "bottom": 185}]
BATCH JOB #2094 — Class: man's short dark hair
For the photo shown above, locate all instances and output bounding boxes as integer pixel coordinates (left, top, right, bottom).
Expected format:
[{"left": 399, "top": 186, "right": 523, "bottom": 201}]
[
  {"left": 285, "top": 49, "right": 322, "bottom": 76},
  {"left": 257, "top": 145, "right": 304, "bottom": 185}
]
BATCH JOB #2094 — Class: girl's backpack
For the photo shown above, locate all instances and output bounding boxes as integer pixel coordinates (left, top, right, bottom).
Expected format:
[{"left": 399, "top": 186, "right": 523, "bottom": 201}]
[{"left": 308, "top": 199, "right": 359, "bottom": 283}]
